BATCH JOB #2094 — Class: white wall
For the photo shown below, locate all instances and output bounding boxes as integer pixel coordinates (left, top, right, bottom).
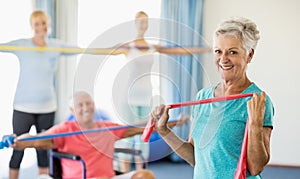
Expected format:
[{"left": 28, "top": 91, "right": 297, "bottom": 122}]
[
  {"left": 55, "top": 0, "right": 79, "bottom": 122},
  {"left": 0, "top": 1, "right": 37, "bottom": 178},
  {"left": 202, "top": 0, "right": 300, "bottom": 166}
]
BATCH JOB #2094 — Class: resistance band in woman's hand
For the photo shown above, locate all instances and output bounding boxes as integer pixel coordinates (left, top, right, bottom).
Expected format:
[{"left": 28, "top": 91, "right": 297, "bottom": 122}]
[
  {"left": 141, "top": 94, "right": 252, "bottom": 178},
  {"left": 234, "top": 120, "right": 249, "bottom": 179},
  {"left": 0, "top": 45, "right": 209, "bottom": 54},
  {"left": 0, "top": 46, "right": 113, "bottom": 54},
  {"left": 141, "top": 93, "right": 253, "bottom": 142}
]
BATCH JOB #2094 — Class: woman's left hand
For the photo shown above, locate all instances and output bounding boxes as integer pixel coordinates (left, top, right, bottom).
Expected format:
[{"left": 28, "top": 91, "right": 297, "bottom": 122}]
[{"left": 247, "top": 92, "right": 266, "bottom": 127}]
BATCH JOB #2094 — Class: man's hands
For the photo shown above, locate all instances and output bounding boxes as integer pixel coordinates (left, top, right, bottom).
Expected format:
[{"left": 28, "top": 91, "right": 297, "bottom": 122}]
[{"left": 10, "top": 133, "right": 32, "bottom": 150}]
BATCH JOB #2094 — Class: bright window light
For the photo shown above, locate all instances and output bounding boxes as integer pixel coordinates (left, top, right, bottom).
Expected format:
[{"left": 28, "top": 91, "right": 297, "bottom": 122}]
[
  {"left": 0, "top": 1, "right": 33, "bottom": 177},
  {"left": 78, "top": 0, "right": 161, "bottom": 122}
]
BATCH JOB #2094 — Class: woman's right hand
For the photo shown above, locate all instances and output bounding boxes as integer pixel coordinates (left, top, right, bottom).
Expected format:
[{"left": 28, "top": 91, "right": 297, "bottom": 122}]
[{"left": 151, "top": 104, "right": 171, "bottom": 135}]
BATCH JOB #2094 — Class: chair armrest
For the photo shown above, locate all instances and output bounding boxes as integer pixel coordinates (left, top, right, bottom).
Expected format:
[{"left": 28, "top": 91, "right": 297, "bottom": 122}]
[
  {"left": 114, "top": 148, "right": 142, "bottom": 156},
  {"left": 51, "top": 150, "right": 82, "bottom": 161},
  {"left": 50, "top": 149, "right": 86, "bottom": 179}
]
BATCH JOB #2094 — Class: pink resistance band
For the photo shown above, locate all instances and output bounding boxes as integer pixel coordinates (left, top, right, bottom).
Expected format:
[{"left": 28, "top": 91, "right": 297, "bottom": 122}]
[
  {"left": 234, "top": 120, "right": 249, "bottom": 179},
  {"left": 141, "top": 93, "right": 253, "bottom": 178}
]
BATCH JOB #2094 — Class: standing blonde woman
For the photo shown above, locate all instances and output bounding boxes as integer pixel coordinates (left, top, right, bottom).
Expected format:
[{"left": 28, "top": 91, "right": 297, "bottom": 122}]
[{"left": 0, "top": 10, "right": 80, "bottom": 179}]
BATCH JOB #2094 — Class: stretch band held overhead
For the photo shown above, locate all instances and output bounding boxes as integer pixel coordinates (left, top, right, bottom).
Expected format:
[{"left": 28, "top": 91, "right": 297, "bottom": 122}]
[{"left": 141, "top": 93, "right": 253, "bottom": 142}]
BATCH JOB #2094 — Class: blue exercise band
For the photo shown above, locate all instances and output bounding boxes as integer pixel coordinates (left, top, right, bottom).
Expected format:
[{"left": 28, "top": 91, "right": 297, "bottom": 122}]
[
  {"left": 0, "top": 135, "right": 15, "bottom": 149},
  {"left": 20, "top": 124, "right": 140, "bottom": 141},
  {"left": 0, "top": 119, "right": 179, "bottom": 149}
]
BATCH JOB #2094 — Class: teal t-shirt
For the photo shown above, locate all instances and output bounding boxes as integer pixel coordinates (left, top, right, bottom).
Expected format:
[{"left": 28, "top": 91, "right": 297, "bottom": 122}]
[{"left": 191, "top": 83, "right": 274, "bottom": 179}]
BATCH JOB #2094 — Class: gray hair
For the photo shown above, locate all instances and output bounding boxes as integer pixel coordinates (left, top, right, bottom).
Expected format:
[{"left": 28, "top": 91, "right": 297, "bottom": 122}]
[
  {"left": 68, "top": 91, "right": 93, "bottom": 108},
  {"left": 214, "top": 17, "right": 260, "bottom": 54}
]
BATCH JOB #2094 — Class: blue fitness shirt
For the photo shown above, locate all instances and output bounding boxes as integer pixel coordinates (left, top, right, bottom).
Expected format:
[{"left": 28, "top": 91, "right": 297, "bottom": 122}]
[
  {"left": 191, "top": 83, "right": 274, "bottom": 179},
  {"left": 0, "top": 38, "right": 78, "bottom": 113}
]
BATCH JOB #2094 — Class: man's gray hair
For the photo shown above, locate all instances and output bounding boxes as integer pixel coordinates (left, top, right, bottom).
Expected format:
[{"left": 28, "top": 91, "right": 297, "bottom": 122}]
[{"left": 68, "top": 91, "right": 93, "bottom": 108}]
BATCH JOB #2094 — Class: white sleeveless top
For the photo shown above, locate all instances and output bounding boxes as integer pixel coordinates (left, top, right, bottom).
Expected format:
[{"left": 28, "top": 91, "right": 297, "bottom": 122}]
[{"left": 125, "top": 42, "right": 156, "bottom": 106}]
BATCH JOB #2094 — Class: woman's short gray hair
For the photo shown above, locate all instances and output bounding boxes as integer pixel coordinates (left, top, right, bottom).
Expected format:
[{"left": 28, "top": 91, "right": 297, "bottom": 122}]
[{"left": 214, "top": 17, "right": 260, "bottom": 54}]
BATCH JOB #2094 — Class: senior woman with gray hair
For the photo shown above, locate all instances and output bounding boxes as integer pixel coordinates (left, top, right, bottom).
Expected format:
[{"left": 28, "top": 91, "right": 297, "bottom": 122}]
[{"left": 150, "top": 17, "right": 274, "bottom": 178}]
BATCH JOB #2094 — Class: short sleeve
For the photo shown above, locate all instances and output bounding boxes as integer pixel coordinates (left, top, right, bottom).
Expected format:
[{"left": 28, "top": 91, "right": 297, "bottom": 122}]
[
  {"left": 97, "top": 121, "right": 127, "bottom": 140},
  {"left": 263, "top": 95, "right": 274, "bottom": 128},
  {"left": 45, "top": 122, "right": 69, "bottom": 148}
]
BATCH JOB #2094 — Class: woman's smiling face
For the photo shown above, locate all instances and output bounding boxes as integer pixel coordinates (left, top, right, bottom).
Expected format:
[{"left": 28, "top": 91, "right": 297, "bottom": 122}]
[
  {"left": 31, "top": 15, "right": 49, "bottom": 38},
  {"left": 213, "top": 35, "right": 251, "bottom": 82}
]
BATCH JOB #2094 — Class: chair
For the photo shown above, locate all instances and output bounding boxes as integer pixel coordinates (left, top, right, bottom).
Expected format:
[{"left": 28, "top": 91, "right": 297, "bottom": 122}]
[
  {"left": 49, "top": 149, "right": 86, "bottom": 179},
  {"left": 49, "top": 148, "right": 146, "bottom": 179}
]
